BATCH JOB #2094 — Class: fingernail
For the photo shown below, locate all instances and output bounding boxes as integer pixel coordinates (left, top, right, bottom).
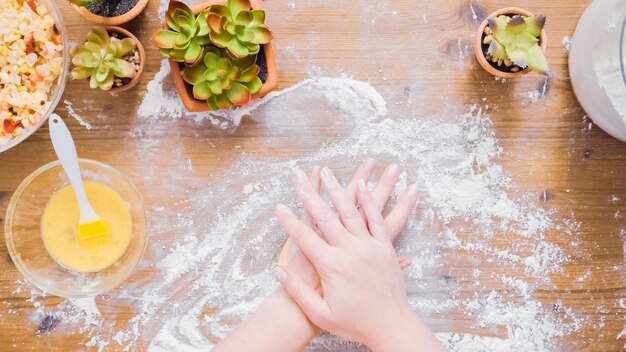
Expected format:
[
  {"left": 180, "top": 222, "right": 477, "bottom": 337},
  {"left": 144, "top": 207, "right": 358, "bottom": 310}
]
[
  {"left": 386, "top": 164, "right": 399, "bottom": 177},
  {"left": 273, "top": 266, "right": 287, "bottom": 283},
  {"left": 321, "top": 167, "right": 334, "bottom": 186},
  {"left": 357, "top": 179, "right": 367, "bottom": 193},
  {"left": 276, "top": 204, "right": 292, "bottom": 214},
  {"left": 407, "top": 184, "right": 418, "bottom": 197},
  {"left": 292, "top": 167, "right": 305, "bottom": 182},
  {"left": 365, "top": 158, "right": 376, "bottom": 169}
]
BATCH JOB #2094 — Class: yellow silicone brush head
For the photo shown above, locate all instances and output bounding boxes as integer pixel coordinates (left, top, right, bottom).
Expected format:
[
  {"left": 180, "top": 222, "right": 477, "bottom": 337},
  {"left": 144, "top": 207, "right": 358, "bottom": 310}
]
[{"left": 78, "top": 218, "right": 111, "bottom": 248}]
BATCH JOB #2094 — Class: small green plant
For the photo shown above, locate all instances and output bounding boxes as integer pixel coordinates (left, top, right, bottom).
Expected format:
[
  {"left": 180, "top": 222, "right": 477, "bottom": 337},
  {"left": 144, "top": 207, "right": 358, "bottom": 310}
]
[
  {"left": 206, "top": 0, "right": 273, "bottom": 59},
  {"left": 181, "top": 47, "right": 262, "bottom": 110},
  {"left": 152, "top": 0, "right": 274, "bottom": 110},
  {"left": 486, "top": 14, "right": 549, "bottom": 75},
  {"left": 151, "top": 1, "right": 211, "bottom": 65},
  {"left": 70, "top": 26, "right": 136, "bottom": 91},
  {"left": 66, "top": 0, "right": 102, "bottom": 7}
]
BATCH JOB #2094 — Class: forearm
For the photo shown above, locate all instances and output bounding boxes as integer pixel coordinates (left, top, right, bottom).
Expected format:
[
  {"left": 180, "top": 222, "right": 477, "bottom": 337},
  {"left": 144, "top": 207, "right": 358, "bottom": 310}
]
[
  {"left": 213, "top": 288, "right": 318, "bottom": 352},
  {"left": 367, "top": 310, "right": 447, "bottom": 352}
]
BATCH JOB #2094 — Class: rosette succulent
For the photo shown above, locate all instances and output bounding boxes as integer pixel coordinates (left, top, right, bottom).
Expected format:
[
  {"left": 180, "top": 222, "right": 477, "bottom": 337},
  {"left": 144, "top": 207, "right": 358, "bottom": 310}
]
[
  {"left": 70, "top": 27, "right": 136, "bottom": 91},
  {"left": 151, "top": 1, "right": 211, "bottom": 65},
  {"left": 206, "top": 0, "right": 273, "bottom": 58},
  {"left": 181, "top": 47, "right": 262, "bottom": 110},
  {"left": 485, "top": 14, "right": 549, "bottom": 75}
]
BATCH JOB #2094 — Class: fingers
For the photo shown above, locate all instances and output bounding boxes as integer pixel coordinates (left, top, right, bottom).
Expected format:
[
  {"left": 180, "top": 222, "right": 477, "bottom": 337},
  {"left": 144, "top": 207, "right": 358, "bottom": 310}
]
[
  {"left": 384, "top": 183, "right": 419, "bottom": 239},
  {"left": 345, "top": 158, "right": 377, "bottom": 203},
  {"left": 293, "top": 167, "right": 348, "bottom": 245},
  {"left": 276, "top": 204, "right": 332, "bottom": 265},
  {"left": 274, "top": 266, "right": 332, "bottom": 328},
  {"left": 321, "top": 167, "right": 369, "bottom": 237},
  {"left": 370, "top": 164, "right": 400, "bottom": 211},
  {"left": 356, "top": 179, "right": 388, "bottom": 240},
  {"left": 301, "top": 166, "right": 322, "bottom": 228}
]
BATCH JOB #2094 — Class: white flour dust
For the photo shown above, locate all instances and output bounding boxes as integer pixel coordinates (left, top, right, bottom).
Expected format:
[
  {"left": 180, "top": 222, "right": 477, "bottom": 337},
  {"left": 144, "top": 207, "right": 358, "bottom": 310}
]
[
  {"left": 9, "top": 0, "right": 582, "bottom": 348},
  {"left": 16, "top": 75, "right": 582, "bottom": 351},
  {"left": 561, "top": 36, "right": 571, "bottom": 53},
  {"left": 64, "top": 99, "right": 93, "bottom": 130},
  {"left": 137, "top": 61, "right": 385, "bottom": 129}
]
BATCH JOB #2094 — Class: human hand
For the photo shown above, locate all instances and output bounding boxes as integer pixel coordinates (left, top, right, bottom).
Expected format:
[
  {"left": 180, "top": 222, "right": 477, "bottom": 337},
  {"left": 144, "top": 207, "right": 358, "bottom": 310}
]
[
  {"left": 274, "top": 166, "right": 434, "bottom": 350},
  {"left": 279, "top": 159, "right": 413, "bottom": 292}
]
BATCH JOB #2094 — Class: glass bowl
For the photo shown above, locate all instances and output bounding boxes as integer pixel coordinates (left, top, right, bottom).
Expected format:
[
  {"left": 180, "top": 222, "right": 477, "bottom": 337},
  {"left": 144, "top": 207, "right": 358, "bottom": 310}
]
[
  {"left": 5, "top": 159, "right": 147, "bottom": 298},
  {"left": 0, "top": 0, "right": 69, "bottom": 153}
]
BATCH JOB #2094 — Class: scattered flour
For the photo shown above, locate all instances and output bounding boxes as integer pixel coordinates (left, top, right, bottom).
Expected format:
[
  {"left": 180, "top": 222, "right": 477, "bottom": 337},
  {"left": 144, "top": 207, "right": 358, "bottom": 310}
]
[
  {"left": 7, "top": 0, "right": 591, "bottom": 349},
  {"left": 138, "top": 61, "right": 385, "bottom": 129},
  {"left": 527, "top": 77, "right": 549, "bottom": 103},
  {"left": 561, "top": 36, "right": 571, "bottom": 53},
  {"left": 17, "top": 76, "right": 582, "bottom": 351},
  {"left": 136, "top": 60, "right": 188, "bottom": 122},
  {"left": 64, "top": 99, "right": 93, "bottom": 130}
]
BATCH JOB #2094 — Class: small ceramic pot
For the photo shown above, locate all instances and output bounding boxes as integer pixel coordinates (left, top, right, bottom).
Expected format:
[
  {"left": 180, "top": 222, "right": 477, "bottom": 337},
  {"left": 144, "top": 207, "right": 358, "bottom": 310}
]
[
  {"left": 72, "top": 0, "right": 149, "bottom": 26},
  {"left": 165, "top": 0, "right": 279, "bottom": 113},
  {"left": 73, "top": 26, "right": 145, "bottom": 93},
  {"left": 107, "top": 26, "right": 145, "bottom": 93},
  {"left": 474, "top": 7, "right": 547, "bottom": 78}
]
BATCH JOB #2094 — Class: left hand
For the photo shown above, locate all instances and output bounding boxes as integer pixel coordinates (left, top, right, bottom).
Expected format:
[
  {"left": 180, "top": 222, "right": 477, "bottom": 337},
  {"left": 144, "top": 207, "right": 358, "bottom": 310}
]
[
  {"left": 279, "top": 159, "right": 416, "bottom": 293},
  {"left": 274, "top": 166, "right": 430, "bottom": 350}
]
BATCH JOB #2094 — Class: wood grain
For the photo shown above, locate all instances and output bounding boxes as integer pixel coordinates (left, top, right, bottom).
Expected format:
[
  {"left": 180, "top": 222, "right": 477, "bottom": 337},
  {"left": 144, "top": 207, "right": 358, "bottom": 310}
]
[{"left": 1, "top": 0, "right": 625, "bottom": 351}]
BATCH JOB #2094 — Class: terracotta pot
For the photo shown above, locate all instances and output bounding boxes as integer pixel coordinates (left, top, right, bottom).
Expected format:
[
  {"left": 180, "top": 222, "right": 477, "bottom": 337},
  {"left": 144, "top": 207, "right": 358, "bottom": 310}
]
[
  {"left": 474, "top": 7, "right": 547, "bottom": 78},
  {"left": 107, "top": 26, "right": 145, "bottom": 93},
  {"left": 72, "top": 0, "right": 149, "bottom": 26},
  {"left": 165, "top": 0, "right": 279, "bottom": 113},
  {"left": 74, "top": 26, "right": 145, "bottom": 93}
]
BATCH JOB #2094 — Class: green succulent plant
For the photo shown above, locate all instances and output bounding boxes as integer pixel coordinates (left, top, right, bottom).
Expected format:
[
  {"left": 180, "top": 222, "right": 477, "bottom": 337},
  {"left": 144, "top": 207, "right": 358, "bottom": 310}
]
[
  {"left": 151, "top": 1, "right": 211, "bottom": 65},
  {"left": 486, "top": 14, "right": 549, "bottom": 75},
  {"left": 66, "top": 0, "right": 102, "bottom": 7},
  {"left": 181, "top": 47, "right": 263, "bottom": 110},
  {"left": 206, "top": 0, "right": 273, "bottom": 59},
  {"left": 70, "top": 26, "right": 136, "bottom": 91}
]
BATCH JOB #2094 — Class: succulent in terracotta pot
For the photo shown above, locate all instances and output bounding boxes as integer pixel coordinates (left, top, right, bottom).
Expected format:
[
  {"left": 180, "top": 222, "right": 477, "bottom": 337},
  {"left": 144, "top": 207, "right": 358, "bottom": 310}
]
[
  {"left": 70, "top": 26, "right": 145, "bottom": 93},
  {"left": 152, "top": 1, "right": 211, "bottom": 65},
  {"left": 151, "top": 0, "right": 278, "bottom": 112},
  {"left": 181, "top": 47, "right": 262, "bottom": 110},
  {"left": 67, "top": 0, "right": 149, "bottom": 26},
  {"left": 474, "top": 7, "right": 549, "bottom": 78},
  {"left": 205, "top": 0, "right": 273, "bottom": 58}
]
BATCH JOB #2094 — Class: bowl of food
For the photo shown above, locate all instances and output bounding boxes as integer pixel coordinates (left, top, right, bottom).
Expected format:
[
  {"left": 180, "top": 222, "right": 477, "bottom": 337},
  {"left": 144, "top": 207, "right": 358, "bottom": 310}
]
[
  {"left": 0, "top": 0, "right": 68, "bottom": 152},
  {"left": 5, "top": 159, "right": 147, "bottom": 298}
]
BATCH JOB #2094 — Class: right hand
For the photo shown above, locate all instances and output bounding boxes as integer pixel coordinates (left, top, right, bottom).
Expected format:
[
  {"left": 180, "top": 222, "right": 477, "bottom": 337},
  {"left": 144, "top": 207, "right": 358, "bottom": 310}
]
[
  {"left": 275, "top": 166, "right": 446, "bottom": 351},
  {"left": 280, "top": 159, "right": 414, "bottom": 292}
]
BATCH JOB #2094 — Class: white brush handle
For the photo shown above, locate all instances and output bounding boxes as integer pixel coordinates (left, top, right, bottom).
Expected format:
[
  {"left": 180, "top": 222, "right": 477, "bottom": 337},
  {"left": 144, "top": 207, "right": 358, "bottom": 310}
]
[{"left": 49, "top": 114, "right": 98, "bottom": 223}]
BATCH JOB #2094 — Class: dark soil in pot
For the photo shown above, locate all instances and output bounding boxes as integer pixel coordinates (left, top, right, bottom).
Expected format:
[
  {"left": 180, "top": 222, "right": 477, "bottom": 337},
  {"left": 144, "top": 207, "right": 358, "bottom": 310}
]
[
  {"left": 255, "top": 48, "right": 268, "bottom": 83},
  {"left": 87, "top": 0, "right": 139, "bottom": 17},
  {"left": 109, "top": 31, "right": 141, "bottom": 89}
]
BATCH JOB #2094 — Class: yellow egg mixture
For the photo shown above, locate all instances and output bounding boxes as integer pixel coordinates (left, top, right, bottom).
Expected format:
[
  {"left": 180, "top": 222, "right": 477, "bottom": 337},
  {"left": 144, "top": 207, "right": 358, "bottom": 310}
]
[{"left": 41, "top": 182, "right": 132, "bottom": 272}]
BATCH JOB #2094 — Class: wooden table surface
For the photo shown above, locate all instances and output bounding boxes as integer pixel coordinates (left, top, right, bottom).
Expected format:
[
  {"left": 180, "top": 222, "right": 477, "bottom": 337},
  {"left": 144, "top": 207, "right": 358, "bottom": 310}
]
[{"left": 1, "top": 0, "right": 625, "bottom": 350}]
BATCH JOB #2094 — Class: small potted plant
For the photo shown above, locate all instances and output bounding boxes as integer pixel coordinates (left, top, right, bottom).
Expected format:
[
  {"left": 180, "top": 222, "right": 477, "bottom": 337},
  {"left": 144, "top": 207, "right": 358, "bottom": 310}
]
[
  {"left": 67, "top": 0, "right": 149, "bottom": 26},
  {"left": 70, "top": 26, "right": 145, "bottom": 93},
  {"left": 151, "top": 0, "right": 278, "bottom": 112},
  {"left": 474, "top": 7, "right": 549, "bottom": 78}
]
